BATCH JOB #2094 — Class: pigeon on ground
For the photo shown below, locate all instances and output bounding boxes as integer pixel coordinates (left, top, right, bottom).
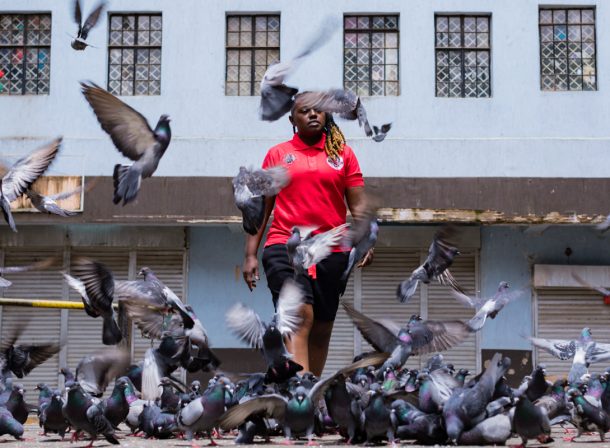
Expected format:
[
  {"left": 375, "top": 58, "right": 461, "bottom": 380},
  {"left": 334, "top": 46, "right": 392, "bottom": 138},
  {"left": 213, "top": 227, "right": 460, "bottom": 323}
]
[
  {"left": 74, "top": 347, "right": 130, "bottom": 398},
  {"left": 393, "top": 399, "right": 446, "bottom": 445},
  {"left": 80, "top": 81, "right": 171, "bottom": 205},
  {"left": 567, "top": 387, "right": 610, "bottom": 441},
  {"left": 511, "top": 394, "right": 553, "bottom": 447},
  {"left": 1, "top": 384, "right": 28, "bottom": 424},
  {"left": 342, "top": 301, "right": 473, "bottom": 372},
  {"left": 452, "top": 281, "right": 524, "bottom": 331},
  {"left": 35, "top": 383, "right": 52, "bottom": 413},
  {"left": 459, "top": 413, "right": 512, "bottom": 445},
  {"left": 259, "top": 17, "right": 337, "bottom": 121},
  {"left": 397, "top": 226, "right": 463, "bottom": 304},
  {"left": 159, "top": 377, "right": 180, "bottom": 414},
  {"left": 360, "top": 382, "right": 398, "bottom": 444},
  {"left": 287, "top": 224, "right": 350, "bottom": 273},
  {"left": 226, "top": 278, "right": 304, "bottom": 383},
  {"left": 0, "top": 138, "right": 62, "bottom": 232},
  {"left": 26, "top": 180, "right": 92, "bottom": 217},
  {"left": 103, "top": 377, "right": 131, "bottom": 428},
  {"left": 417, "top": 369, "right": 460, "bottom": 414},
  {"left": 232, "top": 166, "right": 289, "bottom": 235},
  {"left": 0, "top": 406, "right": 24, "bottom": 440},
  {"left": 65, "top": 257, "right": 122, "bottom": 345},
  {"left": 535, "top": 379, "right": 570, "bottom": 424},
  {"left": 0, "top": 325, "right": 61, "bottom": 378},
  {"left": 39, "top": 390, "right": 69, "bottom": 439},
  {"left": 71, "top": 0, "right": 106, "bottom": 50},
  {"left": 526, "top": 364, "right": 551, "bottom": 402}
]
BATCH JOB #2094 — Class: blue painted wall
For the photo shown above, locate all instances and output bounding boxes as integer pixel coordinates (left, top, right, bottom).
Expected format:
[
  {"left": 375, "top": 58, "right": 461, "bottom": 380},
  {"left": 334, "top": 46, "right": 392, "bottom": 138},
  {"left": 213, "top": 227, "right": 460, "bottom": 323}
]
[{"left": 480, "top": 225, "right": 610, "bottom": 350}]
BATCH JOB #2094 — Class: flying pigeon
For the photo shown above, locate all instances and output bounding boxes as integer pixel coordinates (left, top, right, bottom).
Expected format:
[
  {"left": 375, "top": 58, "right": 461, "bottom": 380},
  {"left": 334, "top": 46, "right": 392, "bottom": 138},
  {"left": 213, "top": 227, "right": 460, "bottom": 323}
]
[
  {"left": 287, "top": 224, "right": 349, "bottom": 273},
  {"left": 232, "top": 166, "right": 289, "bottom": 235},
  {"left": 0, "top": 138, "right": 62, "bottom": 232},
  {"left": 340, "top": 211, "right": 379, "bottom": 292},
  {"left": 396, "top": 226, "right": 463, "bottom": 304},
  {"left": 0, "top": 324, "right": 62, "bottom": 378},
  {"left": 73, "top": 347, "right": 130, "bottom": 397},
  {"left": 572, "top": 273, "right": 610, "bottom": 301},
  {"left": 0, "top": 256, "right": 58, "bottom": 288},
  {"left": 81, "top": 81, "right": 171, "bottom": 205},
  {"left": 71, "top": 0, "right": 107, "bottom": 50},
  {"left": 25, "top": 179, "right": 95, "bottom": 217}
]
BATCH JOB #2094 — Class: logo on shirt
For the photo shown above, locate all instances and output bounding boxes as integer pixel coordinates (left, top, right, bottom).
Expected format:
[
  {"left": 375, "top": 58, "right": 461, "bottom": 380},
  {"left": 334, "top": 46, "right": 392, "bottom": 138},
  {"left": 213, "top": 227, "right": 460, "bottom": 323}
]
[
  {"left": 284, "top": 153, "right": 296, "bottom": 165},
  {"left": 326, "top": 155, "right": 344, "bottom": 170}
]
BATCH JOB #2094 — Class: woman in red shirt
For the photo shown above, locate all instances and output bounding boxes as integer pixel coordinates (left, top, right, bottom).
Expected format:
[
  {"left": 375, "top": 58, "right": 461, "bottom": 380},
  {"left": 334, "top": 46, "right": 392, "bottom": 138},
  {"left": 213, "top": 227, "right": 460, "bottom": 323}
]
[{"left": 242, "top": 94, "right": 373, "bottom": 376}]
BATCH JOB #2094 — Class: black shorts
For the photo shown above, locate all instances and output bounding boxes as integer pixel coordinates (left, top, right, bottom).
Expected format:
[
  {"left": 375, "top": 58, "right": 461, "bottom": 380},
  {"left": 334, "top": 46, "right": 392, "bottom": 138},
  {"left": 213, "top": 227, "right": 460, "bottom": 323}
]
[{"left": 262, "top": 244, "right": 349, "bottom": 322}]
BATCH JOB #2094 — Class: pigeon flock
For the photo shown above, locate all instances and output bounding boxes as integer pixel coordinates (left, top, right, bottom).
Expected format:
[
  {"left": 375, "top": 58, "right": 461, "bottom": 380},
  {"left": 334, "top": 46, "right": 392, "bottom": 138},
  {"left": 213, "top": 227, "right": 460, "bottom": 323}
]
[{"left": 0, "top": 3, "right": 609, "bottom": 448}]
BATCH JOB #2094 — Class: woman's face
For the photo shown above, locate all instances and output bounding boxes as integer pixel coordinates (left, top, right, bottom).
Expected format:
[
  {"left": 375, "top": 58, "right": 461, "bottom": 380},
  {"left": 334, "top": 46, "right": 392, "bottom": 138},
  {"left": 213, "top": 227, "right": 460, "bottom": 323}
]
[{"left": 289, "top": 98, "right": 326, "bottom": 139}]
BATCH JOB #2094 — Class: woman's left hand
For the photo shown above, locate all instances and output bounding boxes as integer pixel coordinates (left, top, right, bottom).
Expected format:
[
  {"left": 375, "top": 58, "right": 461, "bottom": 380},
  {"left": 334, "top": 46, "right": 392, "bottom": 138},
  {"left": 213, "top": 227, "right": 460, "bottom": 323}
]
[{"left": 357, "top": 248, "right": 374, "bottom": 268}]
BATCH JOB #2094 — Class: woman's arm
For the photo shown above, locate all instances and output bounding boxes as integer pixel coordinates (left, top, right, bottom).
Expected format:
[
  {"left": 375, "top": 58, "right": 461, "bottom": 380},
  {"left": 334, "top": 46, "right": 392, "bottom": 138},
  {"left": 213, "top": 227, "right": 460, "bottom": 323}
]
[
  {"left": 345, "top": 186, "right": 374, "bottom": 268},
  {"left": 242, "top": 195, "right": 276, "bottom": 291}
]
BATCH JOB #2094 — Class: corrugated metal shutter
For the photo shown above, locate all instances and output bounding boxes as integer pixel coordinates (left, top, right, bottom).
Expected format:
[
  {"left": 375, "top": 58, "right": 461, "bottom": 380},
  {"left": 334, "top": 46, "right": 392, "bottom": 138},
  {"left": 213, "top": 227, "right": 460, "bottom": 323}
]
[
  {"left": 0, "top": 249, "right": 63, "bottom": 402},
  {"left": 361, "top": 248, "right": 423, "bottom": 369},
  {"left": 132, "top": 250, "right": 186, "bottom": 363},
  {"left": 536, "top": 288, "right": 610, "bottom": 378},
  {"left": 427, "top": 253, "right": 477, "bottom": 372},
  {"left": 323, "top": 277, "right": 354, "bottom": 376},
  {"left": 66, "top": 249, "right": 129, "bottom": 375}
]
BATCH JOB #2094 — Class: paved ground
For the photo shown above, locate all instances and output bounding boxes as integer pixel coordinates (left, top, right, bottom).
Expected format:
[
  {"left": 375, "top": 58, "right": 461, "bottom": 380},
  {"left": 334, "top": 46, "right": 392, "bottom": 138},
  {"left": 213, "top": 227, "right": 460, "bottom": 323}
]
[{"left": 7, "top": 424, "right": 610, "bottom": 447}]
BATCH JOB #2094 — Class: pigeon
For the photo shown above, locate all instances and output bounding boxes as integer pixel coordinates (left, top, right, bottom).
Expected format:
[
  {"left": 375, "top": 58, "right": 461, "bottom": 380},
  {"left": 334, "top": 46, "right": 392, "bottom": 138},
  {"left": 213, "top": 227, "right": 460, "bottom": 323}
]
[
  {"left": 39, "top": 389, "right": 69, "bottom": 439},
  {"left": 393, "top": 400, "right": 446, "bottom": 445},
  {"left": 572, "top": 272, "right": 610, "bottom": 300},
  {"left": 529, "top": 327, "right": 610, "bottom": 384},
  {"left": 340, "top": 213, "right": 379, "bottom": 291},
  {"left": 342, "top": 301, "right": 473, "bottom": 372},
  {"left": 511, "top": 394, "right": 553, "bottom": 447},
  {"left": 596, "top": 214, "right": 610, "bottom": 232},
  {"left": 80, "top": 81, "right": 171, "bottom": 205},
  {"left": 0, "top": 138, "right": 62, "bottom": 232},
  {"left": 25, "top": 180, "right": 91, "bottom": 217},
  {"left": 525, "top": 364, "right": 551, "bottom": 402},
  {"left": 0, "top": 406, "right": 24, "bottom": 440},
  {"left": 259, "top": 16, "right": 338, "bottom": 121},
  {"left": 452, "top": 281, "right": 524, "bottom": 331},
  {"left": 65, "top": 257, "right": 123, "bottom": 345},
  {"left": 535, "top": 379, "right": 570, "bottom": 424},
  {"left": 103, "top": 377, "right": 131, "bottom": 428},
  {"left": 159, "top": 377, "right": 180, "bottom": 414},
  {"left": 0, "top": 325, "right": 61, "bottom": 378},
  {"left": 396, "top": 226, "right": 463, "bottom": 304},
  {"left": 71, "top": 0, "right": 106, "bottom": 50},
  {"left": 0, "top": 255, "right": 58, "bottom": 289},
  {"left": 416, "top": 369, "right": 460, "bottom": 414},
  {"left": 459, "top": 413, "right": 512, "bottom": 445},
  {"left": 567, "top": 387, "right": 610, "bottom": 441},
  {"left": 287, "top": 224, "right": 349, "bottom": 273},
  {"left": 360, "top": 383, "right": 398, "bottom": 444},
  {"left": 35, "top": 383, "right": 52, "bottom": 412},
  {"left": 1, "top": 384, "right": 28, "bottom": 425},
  {"left": 74, "top": 347, "right": 130, "bottom": 398},
  {"left": 226, "top": 278, "right": 304, "bottom": 383},
  {"left": 443, "top": 353, "right": 511, "bottom": 444},
  {"left": 232, "top": 166, "right": 289, "bottom": 235},
  {"left": 176, "top": 381, "right": 231, "bottom": 443}
]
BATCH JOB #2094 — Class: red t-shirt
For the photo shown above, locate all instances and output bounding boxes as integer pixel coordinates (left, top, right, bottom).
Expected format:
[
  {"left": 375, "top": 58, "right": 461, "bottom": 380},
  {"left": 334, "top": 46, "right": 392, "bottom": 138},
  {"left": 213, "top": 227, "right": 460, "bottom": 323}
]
[{"left": 262, "top": 133, "right": 364, "bottom": 247}]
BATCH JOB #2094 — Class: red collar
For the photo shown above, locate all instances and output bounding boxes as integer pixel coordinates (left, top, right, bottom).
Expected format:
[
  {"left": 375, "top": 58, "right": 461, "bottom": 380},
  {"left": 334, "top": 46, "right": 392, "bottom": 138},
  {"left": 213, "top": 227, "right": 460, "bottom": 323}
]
[{"left": 291, "top": 133, "right": 326, "bottom": 151}]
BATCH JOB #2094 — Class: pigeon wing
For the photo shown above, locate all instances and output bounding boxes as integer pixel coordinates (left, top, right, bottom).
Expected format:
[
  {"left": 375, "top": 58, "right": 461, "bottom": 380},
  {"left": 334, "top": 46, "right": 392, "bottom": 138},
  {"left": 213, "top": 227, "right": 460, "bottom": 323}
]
[
  {"left": 585, "top": 342, "right": 610, "bottom": 364},
  {"left": 218, "top": 395, "right": 286, "bottom": 430},
  {"left": 71, "top": 257, "right": 115, "bottom": 313},
  {"left": 276, "top": 278, "right": 304, "bottom": 336},
  {"left": 120, "top": 294, "right": 183, "bottom": 340},
  {"left": 2, "top": 138, "right": 61, "bottom": 202},
  {"left": 225, "top": 303, "right": 265, "bottom": 349},
  {"left": 341, "top": 301, "right": 397, "bottom": 353},
  {"left": 301, "top": 223, "right": 349, "bottom": 268},
  {"left": 21, "top": 343, "right": 62, "bottom": 376},
  {"left": 81, "top": 82, "right": 157, "bottom": 161},
  {"left": 571, "top": 273, "right": 610, "bottom": 297},
  {"left": 76, "top": 347, "right": 129, "bottom": 396},
  {"left": 298, "top": 90, "right": 358, "bottom": 116},
  {"left": 411, "top": 320, "right": 472, "bottom": 355},
  {"left": 73, "top": 0, "right": 82, "bottom": 27},
  {"left": 529, "top": 337, "right": 576, "bottom": 360},
  {"left": 80, "top": 1, "right": 106, "bottom": 40}
]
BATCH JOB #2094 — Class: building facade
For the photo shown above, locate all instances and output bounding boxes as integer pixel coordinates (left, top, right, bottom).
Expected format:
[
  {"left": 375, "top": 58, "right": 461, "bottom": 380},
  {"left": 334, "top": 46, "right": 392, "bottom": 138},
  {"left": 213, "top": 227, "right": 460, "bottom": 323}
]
[{"left": 0, "top": 0, "right": 609, "bottom": 396}]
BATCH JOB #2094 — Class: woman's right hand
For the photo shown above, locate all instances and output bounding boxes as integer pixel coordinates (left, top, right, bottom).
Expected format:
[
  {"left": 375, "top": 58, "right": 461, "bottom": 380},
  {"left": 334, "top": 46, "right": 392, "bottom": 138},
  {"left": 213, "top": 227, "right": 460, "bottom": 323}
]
[{"left": 242, "top": 254, "right": 260, "bottom": 291}]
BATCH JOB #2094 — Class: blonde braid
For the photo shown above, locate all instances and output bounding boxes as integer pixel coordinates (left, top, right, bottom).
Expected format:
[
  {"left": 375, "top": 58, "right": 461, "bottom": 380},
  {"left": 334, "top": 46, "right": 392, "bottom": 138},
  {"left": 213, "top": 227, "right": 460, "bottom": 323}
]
[{"left": 324, "top": 114, "right": 345, "bottom": 162}]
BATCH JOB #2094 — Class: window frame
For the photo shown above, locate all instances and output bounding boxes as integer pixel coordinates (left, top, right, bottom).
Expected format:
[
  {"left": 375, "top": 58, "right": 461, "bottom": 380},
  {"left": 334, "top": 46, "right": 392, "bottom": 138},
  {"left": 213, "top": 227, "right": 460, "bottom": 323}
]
[
  {"left": 0, "top": 12, "right": 52, "bottom": 95},
  {"left": 107, "top": 12, "right": 162, "bottom": 96},
  {"left": 342, "top": 14, "right": 400, "bottom": 97},
  {"left": 224, "top": 13, "right": 281, "bottom": 96},
  {"left": 434, "top": 13, "right": 492, "bottom": 98}
]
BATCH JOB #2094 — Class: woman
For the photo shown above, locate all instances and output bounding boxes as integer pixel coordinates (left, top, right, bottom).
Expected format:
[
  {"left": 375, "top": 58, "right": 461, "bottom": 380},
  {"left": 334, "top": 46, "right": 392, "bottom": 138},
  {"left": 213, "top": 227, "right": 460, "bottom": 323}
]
[{"left": 242, "top": 94, "right": 373, "bottom": 377}]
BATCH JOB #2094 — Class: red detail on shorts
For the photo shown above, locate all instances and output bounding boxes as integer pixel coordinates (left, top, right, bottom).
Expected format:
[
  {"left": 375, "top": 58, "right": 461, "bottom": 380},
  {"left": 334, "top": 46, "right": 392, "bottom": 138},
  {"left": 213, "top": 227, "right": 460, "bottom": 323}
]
[{"left": 307, "top": 264, "right": 317, "bottom": 279}]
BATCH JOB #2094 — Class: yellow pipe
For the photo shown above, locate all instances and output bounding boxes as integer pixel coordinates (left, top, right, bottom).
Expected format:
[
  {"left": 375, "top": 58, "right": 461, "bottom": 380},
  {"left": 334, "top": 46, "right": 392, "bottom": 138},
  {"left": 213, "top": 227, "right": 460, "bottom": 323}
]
[{"left": 0, "top": 298, "right": 118, "bottom": 309}]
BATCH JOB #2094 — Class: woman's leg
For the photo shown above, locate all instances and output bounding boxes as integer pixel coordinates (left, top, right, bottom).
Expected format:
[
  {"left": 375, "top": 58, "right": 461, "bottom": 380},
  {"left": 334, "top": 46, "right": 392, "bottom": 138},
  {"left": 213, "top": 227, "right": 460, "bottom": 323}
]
[
  {"left": 308, "top": 319, "right": 334, "bottom": 376},
  {"left": 285, "top": 303, "right": 315, "bottom": 373}
]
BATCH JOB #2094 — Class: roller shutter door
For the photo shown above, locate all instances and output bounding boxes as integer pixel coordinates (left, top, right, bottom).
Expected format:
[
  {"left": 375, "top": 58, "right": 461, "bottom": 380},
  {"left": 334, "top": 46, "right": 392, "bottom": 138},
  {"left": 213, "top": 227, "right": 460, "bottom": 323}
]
[
  {"left": 323, "top": 277, "right": 354, "bottom": 376},
  {"left": 132, "top": 250, "right": 186, "bottom": 363},
  {"left": 536, "top": 288, "right": 610, "bottom": 379},
  {"left": 0, "top": 249, "right": 63, "bottom": 402},
  {"left": 427, "top": 253, "right": 477, "bottom": 373}
]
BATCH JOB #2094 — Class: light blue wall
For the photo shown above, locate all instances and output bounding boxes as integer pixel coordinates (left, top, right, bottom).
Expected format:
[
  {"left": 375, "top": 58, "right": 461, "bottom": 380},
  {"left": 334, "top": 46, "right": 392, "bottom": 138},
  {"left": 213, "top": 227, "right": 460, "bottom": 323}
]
[
  {"left": 187, "top": 225, "right": 275, "bottom": 348},
  {"left": 480, "top": 225, "right": 610, "bottom": 350}
]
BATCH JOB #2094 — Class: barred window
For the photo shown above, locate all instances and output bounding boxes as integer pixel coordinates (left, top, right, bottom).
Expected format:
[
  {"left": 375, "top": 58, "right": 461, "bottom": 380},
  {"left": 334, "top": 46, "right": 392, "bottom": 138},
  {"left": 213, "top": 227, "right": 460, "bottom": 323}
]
[
  {"left": 435, "top": 15, "right": 491, "bottom": 98},
  {"left": 108, "top": 13, "right": 162, "bottom": 96},
  {"left": 539, "top": 8, "right": 596, "bottom": 91},
  {"left": 344, "top": 15, "right": 399, "bottom": 96},
  {"left": 225, "top": 14, "right": 280, "bottom": 96},
  {"left": 0, "top": 14, "right": 51, "bottom": 95}
]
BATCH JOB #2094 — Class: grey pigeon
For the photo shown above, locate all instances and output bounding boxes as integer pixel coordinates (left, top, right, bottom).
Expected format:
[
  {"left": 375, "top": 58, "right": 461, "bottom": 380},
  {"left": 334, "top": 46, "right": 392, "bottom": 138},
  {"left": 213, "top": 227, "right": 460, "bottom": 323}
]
[
  {"left": 137, "top": 401, "right": 175, "bottom": 439},
  {"left": 342, "top": 301, "right": 473, "bottom": 372},
  {"left": 417, "top": 369, "right": 460, "bottom": 414},
  {"left": 0, "top": 138, "right": 61, "bottom": 232},
  {"left": 525, "top": 364, "right": 550, "bottom": 402},
  {"left": 453, "top": 281, "right": 524, "bottom": 331},
  {"left": 2, "top": 384, "right": 28, "bottom": 424},
  {"left": 459, "top": 413, "right": 512, "bottom": 445},
  {"left": 39, "top": 389, "right": 69, "bottom": 439},
  {"left": 572, "top": 272, "right": 610, "bottom": 298},
  {"left": 103, "top": 377, "right": 131, "bottom": 428},
  {"left": 81, "top": 81, "right": 171, "bottom": 205},
  {"left": 535, "top": 379, "right": 571, "bottom": 424},
  {"left": 0, "top": 324, "right": 61, "bottom": 378},
  {"left": 567, "top": 387, "right": 610, "bottom": 441},
  {"left": 159, "top": 377, "right": 180, "bottom": 414},
  {"left": 226, "top": 278, "right": 304, "bottom": 383},
  {"left": 596, "top": 214, "right": 610, "bottom": 232},
  {"left": 64, "top": 257, "right": 122, "bottom": 345},
  {"left": 35, "top": 383, "right": 52, "bottom": 412},
  {"left": 259, "top": 16, "right": 337, "bottom": 121},
  {"left": 443, "top": 353, "right": 511, "bottom": 444},
  {"left": 287, "top": 224, "right": 349, "bottom": 273},
  {"left": 360, "top": 383, "right": 397, "bottom": 444},
  {"left": 0, "top": 256, "right": 58, "bottom": 288},
  {"left": 74, "top": 347, "right": 130, "bottom": 397},
  {"left": 232, "top": 166, "right": 289, "bottom": 235},
  {"left": 340, "top": 213, "right": 379, "bottom": 292},
  {"left": 0, "top": 406, "right": 23, "bottom": 440},
  {"left": 25, "top": 182, "right": 87, "bottom": 217},
  {"left": 511, "top": 395, "right": 553, "bottom": 446},
  {"left": 393, "top": 399, "right": 446, "bottom": 445},
  {"left": 71, "top": 0, "right": 106, "bottom": 50},
  {"left": 176, "top": 381, "right": 230, "bottom": 443},
  {"left": 397, "top": 226, "right": 463, "bottom": 304}
]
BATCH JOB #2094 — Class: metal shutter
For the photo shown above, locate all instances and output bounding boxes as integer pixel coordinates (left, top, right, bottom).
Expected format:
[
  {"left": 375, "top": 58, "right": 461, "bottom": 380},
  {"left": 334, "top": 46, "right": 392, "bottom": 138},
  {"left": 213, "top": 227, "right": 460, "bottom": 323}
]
[
  {"left": 66, "top": 249, "right": 129, "bottom": 376},
  {"left": 1, "top": 249, "right": 63, "bottom": 402},
  {"left": 323, "top": 277, "right": 355, "bottom": 376},
  {"left": 132, "top": 250, "right": 186, "bottom": 363},
  {"left": 427, "top": 252, "right": 478, "bottom": 372},
  {"left": 536, "top": 288, "right": 610, "bottom": 378},
  {"left": 361, "top": 248, "right": 423, "bottom": 369}
]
